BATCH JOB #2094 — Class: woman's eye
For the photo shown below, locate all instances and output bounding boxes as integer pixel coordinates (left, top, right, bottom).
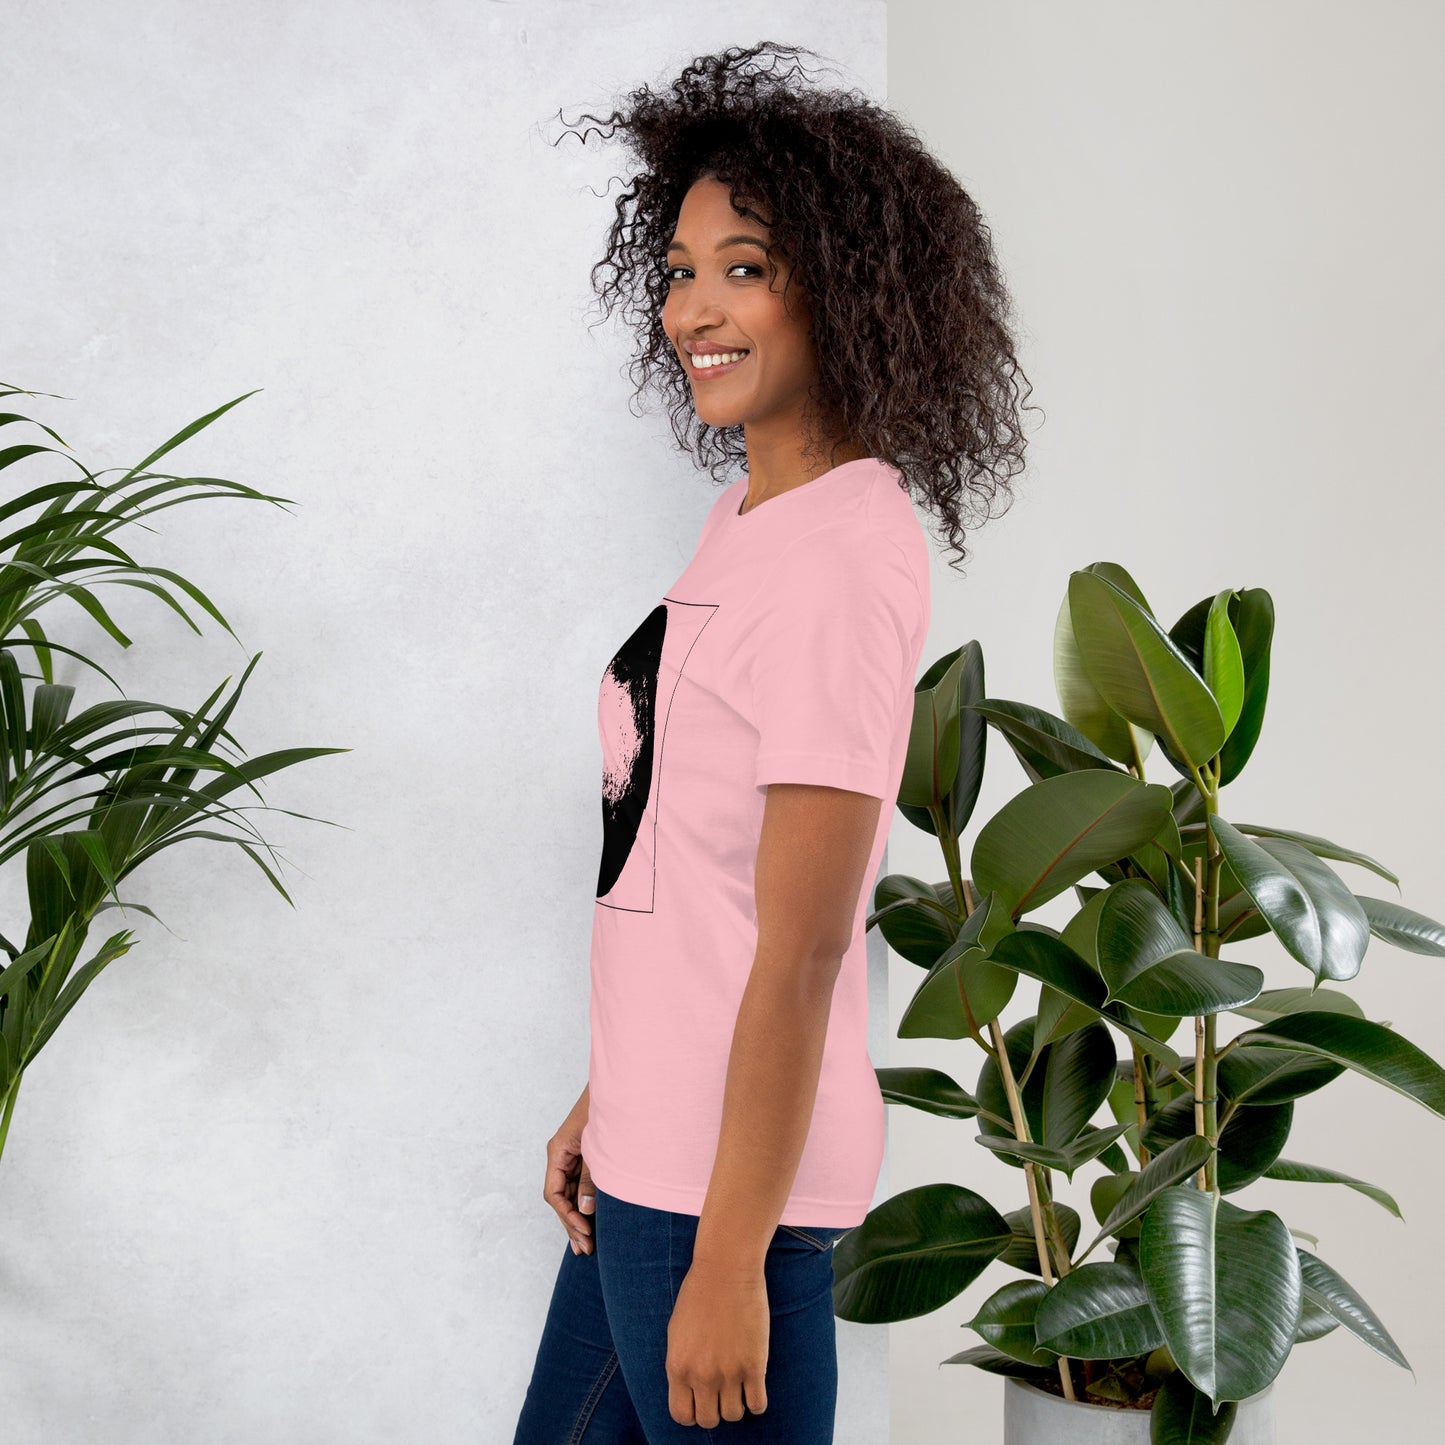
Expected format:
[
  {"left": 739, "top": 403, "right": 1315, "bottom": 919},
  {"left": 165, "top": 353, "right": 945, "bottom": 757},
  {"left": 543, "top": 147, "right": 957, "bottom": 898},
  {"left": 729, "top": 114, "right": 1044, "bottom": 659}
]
[{"left": 662, "top": 263, "right": 760, "bottom": 282}]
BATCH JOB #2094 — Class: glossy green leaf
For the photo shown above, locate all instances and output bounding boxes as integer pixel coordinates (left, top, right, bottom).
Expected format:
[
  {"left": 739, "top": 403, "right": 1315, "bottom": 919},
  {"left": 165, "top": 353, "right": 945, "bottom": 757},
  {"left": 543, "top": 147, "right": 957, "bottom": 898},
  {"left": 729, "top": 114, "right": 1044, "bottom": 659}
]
[
  {"left": 1036, "top": 982, "right": 1099, "bottom": 1047},
  {"left": 1181, "top": 819, "right": 1399, "bottom": 889},
  {"left": 899, "top": 647, "right": 965, "bottom": 808},
  {"left": 1091, "top": 1171, "right": 1144, "bottom": 1241},
  {"left": 1294, "top": 1291, "right": 1341, "bottom": 1344},
  {"left": 1168, "top": 587, "right": 1275, "bottom": 788},
  {"left": 1054, "top": 580, "right": 1146, "bottom": 764},
  {"left": 1095, "top": 879, "right": 1189, "bottom": 993},
  {"left": 1139, "top": 1188, "right": 1301, "bottom": 1406},
  {"left": 1215, "top": 588, "right": 1273, "bottom": 786},
  {"left": 1125, "top": 838, "right": 1190, "bottom": 918},
  {"left": 1042, "top": 1019, "right": 1117, "bottom": 1149},
  {"left": 1111, "top": 949, "right": 1264, "bottom": 1019},
  {"left": 976, "top": 1121, "right": 1134, "bottom": 1180},
  {"left": 1067, "top": 570, "right": 1226, "bottom": 770},
  {"left": 1105, "top": 1074, "right": 1142, "bottom": 1164},
  {"left": 1230, "top": 986, "right": 1362, "bottom": 1024},
  {"left": 1177, "top": 838, "right": 1271, "bottom": 946},
  {"left": 1202, "top": 589, "right": 1245, "bottom": 738},
  {"left": 1086, "top": 562, "right": 1156, "bottom": 615},
  {"left": 1034, "top": 1260, "right": 1164, "bottom": 1359},
  {"left": 1149, "top": 1368, "right": 1239, "bottom": 1444},
  {"left": 1141, "top": 1095, "right": 1292, "bottom": 1194},
  {"left": 1099, "top": 1140, "right": 1133, "bottom": 1174},
  {"left": 1216, "top": 1046, "right": 1343, "bottom": 1105},
  {"left": 898, "top": 642, "right": 986, "bottom": 838},
  {"left": 1059, "top": 883, "right": 1116, "bottom": 964},
  {"left": 1236, "top": 1012, "right": 1445, "bottom": 1120},
  {"left": 899, "top": 891, "right": 1020, "bottom": 1039},
  {"left": 998, "top": 1203, "right": 1082, "bottom": 1276},
  {"left": 976, "top": 1017, "right": 1047, "bottom": 1170},
  {"left": 875, "top": 1066, "right": 983, "bottom": 1121},
  {"left": 967, "top": 1278, "right": 1056, "bottom": 1366},
  {"left": 1208, "top": 819, "right": 1369, "bottom": 983},
  {"left": 988, "top": 929, "right": 1185, "bottom": 1074},
  {"left": 1355, "top": 894, "right": 1445, "bottom": 956},
  {"left": 1075, "top": 878, "right": 1219, "bottom": 1028},
  {"left": 1261, "top": 1158, "right": 1402, "bottom": 1220},
  {"left": 965, "top": 697, "right": 1126, "bottom": 782},
  {"left": 831, "top": 1182, "right": 1013, "bottom": 1323},
  {"left": 972, "top": 770, "right": 1175, "bottom": 920},
  {"left": 1297, "top": 1248, "right": 1409, "bottom": 1369},
  {"left": 1080, "top": 1135, "right": 1217, "bottom": 1260},
  {"left": 1084, "top": 1373, "right": 1133, "bottom": 1403},
  {"left": 954, "top": 950, "right": 1021, "bottom": 1033},
  {"left": 872, "top": 873, "right": 959, "bottom": 967},
  {"left": 1169, "top": 778, "right": 1206, "bottom": 831},
  {"left": 1112, "top": 1236, "right": 1141, "bottom": 1271},
  {"left": 940, "top": 1343, "right": 1052, "bottom": 1377}
]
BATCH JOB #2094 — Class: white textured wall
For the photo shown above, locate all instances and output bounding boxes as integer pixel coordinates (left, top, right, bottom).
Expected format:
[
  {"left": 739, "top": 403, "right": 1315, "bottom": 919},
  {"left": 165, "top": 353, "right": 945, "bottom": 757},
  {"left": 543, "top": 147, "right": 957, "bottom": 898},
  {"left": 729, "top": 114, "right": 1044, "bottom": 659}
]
[
  {"left": 887, "top": 2, "right": 1445, "bottom": 1442},
  {"left": 0, "top": 3, "right": 891, "bottom": 1442}
]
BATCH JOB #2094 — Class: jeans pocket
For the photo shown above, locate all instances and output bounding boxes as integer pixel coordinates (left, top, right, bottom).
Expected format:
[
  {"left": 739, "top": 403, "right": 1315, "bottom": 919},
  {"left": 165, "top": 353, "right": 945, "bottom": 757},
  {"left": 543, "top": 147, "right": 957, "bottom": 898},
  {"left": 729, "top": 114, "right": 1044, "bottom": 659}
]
[{"left": 776, "top": 1223, "right": 848, "bottom": 1251}]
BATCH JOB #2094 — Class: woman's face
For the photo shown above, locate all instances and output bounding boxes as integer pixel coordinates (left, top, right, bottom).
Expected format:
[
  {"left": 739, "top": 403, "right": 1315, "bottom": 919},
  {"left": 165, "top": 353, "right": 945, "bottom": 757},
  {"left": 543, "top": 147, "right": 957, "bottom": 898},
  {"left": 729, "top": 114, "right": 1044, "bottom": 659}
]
[{"left": 661, "top": 174, "right": 818, "bottom": 434}]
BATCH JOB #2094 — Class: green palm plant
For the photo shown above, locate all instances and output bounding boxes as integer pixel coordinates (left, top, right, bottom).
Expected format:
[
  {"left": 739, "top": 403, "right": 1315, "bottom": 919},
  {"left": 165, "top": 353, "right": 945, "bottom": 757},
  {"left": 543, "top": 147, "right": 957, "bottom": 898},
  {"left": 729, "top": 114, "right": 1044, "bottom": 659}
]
[
  {"left": 0, "top": 382, "right": 345, "bottom": 1167},
  {"left": 834, "top": 561, "right": 1445, "bottom": 1442}
]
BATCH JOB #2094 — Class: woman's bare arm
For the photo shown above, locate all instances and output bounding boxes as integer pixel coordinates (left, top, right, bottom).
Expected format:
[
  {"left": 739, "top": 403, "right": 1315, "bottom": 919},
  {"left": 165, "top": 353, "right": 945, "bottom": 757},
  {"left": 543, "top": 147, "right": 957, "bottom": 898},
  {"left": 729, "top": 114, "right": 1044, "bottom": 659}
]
[{"left": 690, "top": 781, "right": 882, "bottom": 1272}]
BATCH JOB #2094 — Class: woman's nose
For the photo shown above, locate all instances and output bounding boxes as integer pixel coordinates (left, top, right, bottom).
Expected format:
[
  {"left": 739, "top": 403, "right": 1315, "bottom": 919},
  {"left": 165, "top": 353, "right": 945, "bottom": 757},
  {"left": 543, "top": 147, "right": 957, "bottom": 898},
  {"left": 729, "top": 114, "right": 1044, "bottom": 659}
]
[{"left": 669, "top": 286, "right": 726, "bottom": 332}]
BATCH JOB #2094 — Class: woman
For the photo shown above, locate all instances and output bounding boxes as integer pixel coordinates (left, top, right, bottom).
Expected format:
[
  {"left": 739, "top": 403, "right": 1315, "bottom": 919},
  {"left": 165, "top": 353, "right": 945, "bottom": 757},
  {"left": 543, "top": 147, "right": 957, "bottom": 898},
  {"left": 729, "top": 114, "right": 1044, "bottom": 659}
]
[{"left": 514, "top": 41, "right": 1031, "bottom": 1444}]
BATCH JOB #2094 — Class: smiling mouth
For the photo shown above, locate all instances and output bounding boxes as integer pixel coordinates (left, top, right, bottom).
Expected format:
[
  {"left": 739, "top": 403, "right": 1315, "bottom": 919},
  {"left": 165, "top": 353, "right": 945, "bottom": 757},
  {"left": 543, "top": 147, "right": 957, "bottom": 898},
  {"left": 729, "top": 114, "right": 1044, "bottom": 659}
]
[{"left": 688, "top": 349, "right": 750, "bottom": 378}]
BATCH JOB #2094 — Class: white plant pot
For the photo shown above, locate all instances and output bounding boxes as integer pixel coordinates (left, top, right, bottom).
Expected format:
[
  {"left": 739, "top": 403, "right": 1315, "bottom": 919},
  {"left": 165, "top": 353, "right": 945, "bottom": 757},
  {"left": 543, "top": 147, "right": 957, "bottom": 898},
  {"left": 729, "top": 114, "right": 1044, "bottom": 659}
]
[{"left": 1003, "top": 1375, "right": 1275, "bottom": 1444}]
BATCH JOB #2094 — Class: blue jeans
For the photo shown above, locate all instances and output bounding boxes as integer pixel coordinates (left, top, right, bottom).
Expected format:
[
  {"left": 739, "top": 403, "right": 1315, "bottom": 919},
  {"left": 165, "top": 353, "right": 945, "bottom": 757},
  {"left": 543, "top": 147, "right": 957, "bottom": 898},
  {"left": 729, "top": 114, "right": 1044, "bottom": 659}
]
[{"left": 512, "top": 1185, "right": 851, "bottom": 1443}]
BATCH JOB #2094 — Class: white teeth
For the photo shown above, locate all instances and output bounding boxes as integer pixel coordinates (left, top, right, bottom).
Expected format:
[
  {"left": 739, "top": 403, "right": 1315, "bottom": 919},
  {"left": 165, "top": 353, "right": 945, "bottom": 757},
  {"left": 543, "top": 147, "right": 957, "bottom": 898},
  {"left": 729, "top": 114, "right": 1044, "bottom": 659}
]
[{"left": 693, "top": 350, "right": 748, "bottom": 368}]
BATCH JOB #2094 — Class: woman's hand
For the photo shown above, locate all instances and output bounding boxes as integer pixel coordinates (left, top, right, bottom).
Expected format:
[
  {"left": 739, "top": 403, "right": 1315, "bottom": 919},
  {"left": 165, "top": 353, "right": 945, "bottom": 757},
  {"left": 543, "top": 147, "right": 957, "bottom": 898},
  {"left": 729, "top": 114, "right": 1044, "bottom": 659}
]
[
  {"left": 666, "top": 1259, "right": 770, "bottom": 1427},
  {"left": 544, "top": 1084, "right": 596, "bottom": 1254}
]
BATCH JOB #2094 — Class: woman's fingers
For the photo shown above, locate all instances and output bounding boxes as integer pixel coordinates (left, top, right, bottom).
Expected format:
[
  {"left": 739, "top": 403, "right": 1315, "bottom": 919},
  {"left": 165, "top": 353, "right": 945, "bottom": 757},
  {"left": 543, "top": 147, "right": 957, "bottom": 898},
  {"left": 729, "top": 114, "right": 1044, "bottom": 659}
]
[
  {"left": 569, "top": 1156, "right": 594, "bottom": 1253},
  {"left": 544, "top": 1136, "right": 594, "bottom": 1253}
]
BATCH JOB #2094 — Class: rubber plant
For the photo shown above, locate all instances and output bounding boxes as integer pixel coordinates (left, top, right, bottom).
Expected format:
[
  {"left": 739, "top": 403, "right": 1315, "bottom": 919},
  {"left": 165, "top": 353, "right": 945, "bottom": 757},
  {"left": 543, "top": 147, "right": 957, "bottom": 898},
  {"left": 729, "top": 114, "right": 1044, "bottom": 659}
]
[
  {"left": 0, "top": 382, "right": 345, "bottom": 1168},
  {"left": 832, "top": 561, "right": 1445, "bottom": 1443}
]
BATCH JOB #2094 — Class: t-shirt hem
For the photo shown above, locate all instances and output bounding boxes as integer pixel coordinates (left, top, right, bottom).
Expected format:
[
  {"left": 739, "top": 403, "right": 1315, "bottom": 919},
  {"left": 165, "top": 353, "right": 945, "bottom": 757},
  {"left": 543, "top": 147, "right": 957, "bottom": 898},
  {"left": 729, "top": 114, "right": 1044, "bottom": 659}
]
[
  {"left": 754, "top": 750, "right": 891, "bottom": 799},
  {"left": 585, "top": 1152, "right": 873, "bottom": 1228}
]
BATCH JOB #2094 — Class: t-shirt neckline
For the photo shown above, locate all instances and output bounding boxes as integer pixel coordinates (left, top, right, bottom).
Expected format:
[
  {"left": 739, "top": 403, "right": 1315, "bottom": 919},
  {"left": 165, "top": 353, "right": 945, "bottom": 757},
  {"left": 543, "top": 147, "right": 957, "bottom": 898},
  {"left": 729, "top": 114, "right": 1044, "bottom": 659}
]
[{"left": 730, "top": 456, "right": 880, "bottom": 519}]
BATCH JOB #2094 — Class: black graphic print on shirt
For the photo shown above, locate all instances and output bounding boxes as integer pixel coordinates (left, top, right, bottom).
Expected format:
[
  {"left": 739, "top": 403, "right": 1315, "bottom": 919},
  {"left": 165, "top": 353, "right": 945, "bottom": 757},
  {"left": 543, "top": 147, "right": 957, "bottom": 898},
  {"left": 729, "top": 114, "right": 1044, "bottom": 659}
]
[{"left": 596, "top": 598, "right": 716, "bottom": 910}]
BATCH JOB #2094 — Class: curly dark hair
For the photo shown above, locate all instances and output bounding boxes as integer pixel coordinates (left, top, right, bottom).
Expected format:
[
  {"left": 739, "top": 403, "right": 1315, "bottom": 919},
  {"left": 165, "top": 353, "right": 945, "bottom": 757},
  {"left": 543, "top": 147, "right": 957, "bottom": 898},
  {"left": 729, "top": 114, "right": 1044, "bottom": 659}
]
[{"left": 553, "top": 40, "right": 1038, "bottom": 572}]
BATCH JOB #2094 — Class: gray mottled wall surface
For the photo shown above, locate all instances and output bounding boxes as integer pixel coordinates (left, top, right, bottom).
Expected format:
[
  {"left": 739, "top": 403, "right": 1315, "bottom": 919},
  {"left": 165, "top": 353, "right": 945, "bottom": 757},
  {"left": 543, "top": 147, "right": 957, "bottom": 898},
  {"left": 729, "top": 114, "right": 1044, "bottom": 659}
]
[{"left": 0, "top": 3, "right": 889, "bottom": 1442}]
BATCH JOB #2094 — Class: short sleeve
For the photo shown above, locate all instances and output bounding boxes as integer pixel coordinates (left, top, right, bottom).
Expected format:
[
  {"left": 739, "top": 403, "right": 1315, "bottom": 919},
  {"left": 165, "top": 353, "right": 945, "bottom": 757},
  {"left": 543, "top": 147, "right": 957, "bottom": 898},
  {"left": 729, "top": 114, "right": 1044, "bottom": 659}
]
[{"left": 743, "top": 526, "right": 923, "bottom": 799}]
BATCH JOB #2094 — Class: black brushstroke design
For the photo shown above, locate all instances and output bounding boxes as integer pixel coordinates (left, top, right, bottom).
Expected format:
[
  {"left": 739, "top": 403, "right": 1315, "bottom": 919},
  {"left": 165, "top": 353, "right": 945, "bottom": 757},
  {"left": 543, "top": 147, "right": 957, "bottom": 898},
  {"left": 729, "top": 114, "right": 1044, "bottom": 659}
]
[{"left": 596, "top": 604, "right": 666, "bottom": 898}]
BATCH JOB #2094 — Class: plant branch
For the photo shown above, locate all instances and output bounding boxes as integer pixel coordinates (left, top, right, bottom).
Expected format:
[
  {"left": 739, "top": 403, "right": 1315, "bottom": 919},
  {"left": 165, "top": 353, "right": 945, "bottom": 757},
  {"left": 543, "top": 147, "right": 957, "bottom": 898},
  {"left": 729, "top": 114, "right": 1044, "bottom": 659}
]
[
  {"left": 1132, "top": 1041, "right": 1151, "bottom": 1166},
  {"left": 1193, "top": 766, "right": 1224, "bottom": 1195},
  {"left": 987, "top": 1011, "right": 1077, "bottom": 1402},
  {"left": 938, "top": 816, "right": 995, "bottom": 1058}
]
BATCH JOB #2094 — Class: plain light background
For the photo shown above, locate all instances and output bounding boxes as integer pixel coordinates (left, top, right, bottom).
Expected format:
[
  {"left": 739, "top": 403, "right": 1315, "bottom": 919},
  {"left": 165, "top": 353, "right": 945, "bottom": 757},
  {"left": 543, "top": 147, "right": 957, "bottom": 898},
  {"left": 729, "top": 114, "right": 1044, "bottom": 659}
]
[
  {"left": 2, "top": 2, "right": 1442, "bottom": 1444},
  {"left": 886, "top": 1, "right": 1445, "bottom": 1441},
  {"left": 0, "top": 4, "right": 891, "bottom": 1443}
]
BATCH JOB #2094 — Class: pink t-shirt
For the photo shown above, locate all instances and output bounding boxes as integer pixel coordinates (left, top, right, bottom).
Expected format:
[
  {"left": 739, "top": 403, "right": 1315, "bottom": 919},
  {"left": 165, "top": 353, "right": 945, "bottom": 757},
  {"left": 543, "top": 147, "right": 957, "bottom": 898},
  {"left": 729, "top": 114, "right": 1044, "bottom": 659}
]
[{"left": 580, "top": 456, "right": 931, "bottom": 1226}]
